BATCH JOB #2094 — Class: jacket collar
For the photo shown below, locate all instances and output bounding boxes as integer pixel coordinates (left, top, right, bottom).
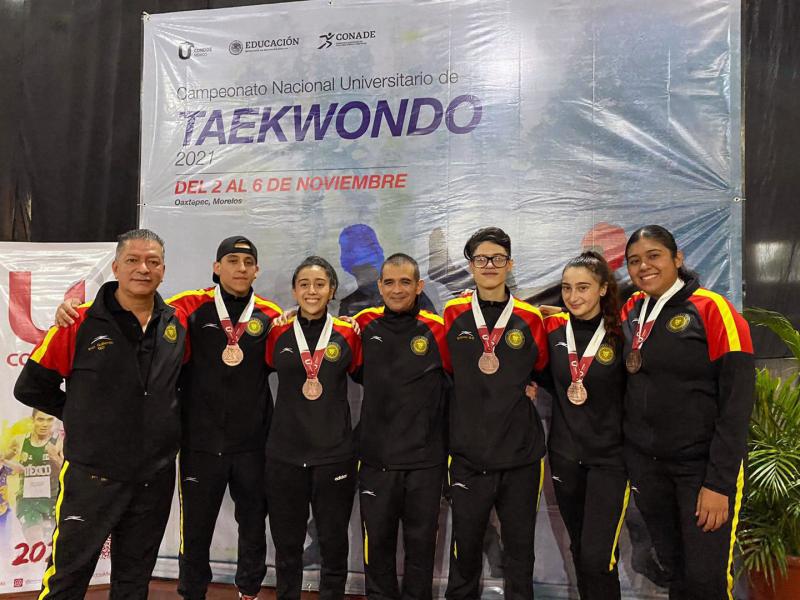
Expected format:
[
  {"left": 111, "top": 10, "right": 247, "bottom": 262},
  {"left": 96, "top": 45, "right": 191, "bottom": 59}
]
[{"left": 88, "top": 281, "right": 172, "bottom": 320}]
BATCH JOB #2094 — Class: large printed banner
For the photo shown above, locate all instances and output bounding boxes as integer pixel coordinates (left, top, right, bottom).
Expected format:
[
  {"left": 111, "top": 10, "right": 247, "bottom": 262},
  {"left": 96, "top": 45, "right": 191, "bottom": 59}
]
[
  {"left": 0, "top": 243, "right": 116, "bottom": 593},
  {"left": 141, "top": 0, "right": 742, "bottom": 597}
]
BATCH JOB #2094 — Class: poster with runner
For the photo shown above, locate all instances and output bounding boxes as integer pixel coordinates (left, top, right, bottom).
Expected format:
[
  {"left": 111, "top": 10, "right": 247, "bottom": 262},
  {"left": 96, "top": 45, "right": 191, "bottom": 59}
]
[{"left": 0, "top": 243, "right": 115, "bottom": 593}]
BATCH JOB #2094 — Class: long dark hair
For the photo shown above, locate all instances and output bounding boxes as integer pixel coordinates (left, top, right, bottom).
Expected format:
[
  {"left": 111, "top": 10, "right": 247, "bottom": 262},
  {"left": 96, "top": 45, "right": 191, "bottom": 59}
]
[
  {"left": 562, "top": 250, "right": 622, "bottom": 342},
  {"left": 291, "top": 256, "right": 339, "bottom": 298},
  {"left": 625, "top": 225, "right": 697, "bottom": 282}
]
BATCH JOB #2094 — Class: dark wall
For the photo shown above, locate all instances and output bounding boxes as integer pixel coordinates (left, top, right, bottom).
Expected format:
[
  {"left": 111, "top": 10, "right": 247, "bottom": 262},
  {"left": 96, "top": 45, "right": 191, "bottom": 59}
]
[
  {"left": 743, "top": 0, "right": 800, "bottom": 356},
  {"left": 0, "top": 0, "right": 798, "bottom": 356},
  {"left": 0, "top": 0, "right": 29, "bottom": 240},
  {"left": 0, "top": 0, "right": 292, "bottom": 244}
]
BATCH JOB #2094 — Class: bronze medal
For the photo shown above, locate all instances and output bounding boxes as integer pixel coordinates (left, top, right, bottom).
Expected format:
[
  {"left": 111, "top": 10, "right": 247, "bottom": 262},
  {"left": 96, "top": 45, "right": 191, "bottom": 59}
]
[
  {"left": 625, "top": 348, "right": 642, "bottom": 374},
  {"left": 478, "top": 352, "right": 500, "bottom": 375},
  {"left": 215, "top": 286, "right": 254, "bottom": 367},
  {"left": 567, "top": 381, "right": 588, "bottom": 405},
  {"left": 221, "top": 343, "right": 244, "bottom": 366},
  {"left": 302, "top": 377, "right": 323, "bottom": 400},
  {"left": 472, "top": 293, "right": 514, "bottom": 377}
]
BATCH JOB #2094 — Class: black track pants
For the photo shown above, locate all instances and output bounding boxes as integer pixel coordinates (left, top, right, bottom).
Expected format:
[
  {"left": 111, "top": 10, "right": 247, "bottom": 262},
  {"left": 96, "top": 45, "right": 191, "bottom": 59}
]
[
  {"left": 38, "top": 461, "right": 174, "bottom": 600},
  {"left": 445, "top": 456, "right": 544, "bottom": 600},
  {"left": 624, "top": 447, "right": 744, "bottom": 600},
  {"left": 549, "top": 453, "right": 629, "bottom": 600},
  {"left": 178, "top": 449, "right": 267, "bottom": 599},
  {"left": 359, "top": 464, "right": 444, "bottom": 600},
  {"left": 266, "top": 458, "right": 357, "bottom": 600}
]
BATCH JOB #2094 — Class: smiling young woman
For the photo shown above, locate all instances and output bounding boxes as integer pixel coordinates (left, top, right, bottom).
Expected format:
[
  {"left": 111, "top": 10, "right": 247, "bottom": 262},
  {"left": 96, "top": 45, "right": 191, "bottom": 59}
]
[
  {"left": 264, "top": 256, "right": 362, "bottom": 600},
  {"left": 541, "top": 251, "right": 628, "bottom": 600},
  {"left": 621, "top": 225, "right": 755, "bottom": 599}
]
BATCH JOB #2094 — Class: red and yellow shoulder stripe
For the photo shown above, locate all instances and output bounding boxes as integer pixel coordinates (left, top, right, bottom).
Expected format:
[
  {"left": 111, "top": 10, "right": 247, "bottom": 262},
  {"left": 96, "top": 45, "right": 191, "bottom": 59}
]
[
  {"left": 620, "top": 291, "right": 646, "bottom": 321},
  {"left": 165, "top": 287, "right": 214, "bottom": 314},
  {"left": 332, "top": 316, "right": 362, "bottom": 372},
  {"left": 443, "top": 294, "right": 473, "bottom": 328},
  {"left": 31, "top": 303, "right": 92, "bottom": 375},
  {"left": 510, "top": 297, "right": 548, "bottom": 371},
  {"left": 418, "top": 309, "right": 444, "bottom": 327},
  {"left": 30, "top": 326, "right": 64, "bottom": 365},
  {"left": 355, "top": 306, "right": 385, "bottom": 318},
  {"left": 689, "top": 288, "right": 753, "bottom": 360},
  {"left": 33, "top": 303, "right": 92, "bottom": 366},
  {"left": 544, "top": 311, "right": 570, "bottom": 334},
  {"left": 333, "top": 316, "right": 356, "bottom": 330},
  {"left": 418, "top": 309, "right": 450, "bottom": 371},
  {"left": 443, "top": 294, "right": 472, "bottom": 310},
  {"left": 354, "top": 306, "right": 385, "bottom": 330},
  {"left": 254, "top": 295, "right": 282, "bottom": 318},
  {"left": 333, "top": 316, "right": 360, "bottom": 346},
  {"left": 512, "top": 298, "right": 543, "bottom": 320}
]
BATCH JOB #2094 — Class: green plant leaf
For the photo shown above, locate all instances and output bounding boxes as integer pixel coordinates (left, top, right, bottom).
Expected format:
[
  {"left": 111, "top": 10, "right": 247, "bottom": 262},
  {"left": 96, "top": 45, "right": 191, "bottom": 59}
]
[
  {"left": 744, "top": 307, "right": 800, "bottom": 363},
  {"left": 739, "top": 307, "right": 800, "bottom": 580}
]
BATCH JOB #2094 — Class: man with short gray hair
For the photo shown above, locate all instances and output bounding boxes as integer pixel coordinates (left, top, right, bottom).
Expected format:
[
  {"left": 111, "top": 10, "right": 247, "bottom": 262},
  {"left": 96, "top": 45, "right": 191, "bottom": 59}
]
[{"left": 14, "top": 228, "right": 187, "bottom": 599}]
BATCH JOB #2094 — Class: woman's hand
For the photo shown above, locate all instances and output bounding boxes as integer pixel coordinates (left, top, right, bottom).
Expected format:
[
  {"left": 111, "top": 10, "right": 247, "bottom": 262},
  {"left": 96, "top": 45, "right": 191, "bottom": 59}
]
[{"left": 695, "top": 486, "right": 729, "bottom": 532}]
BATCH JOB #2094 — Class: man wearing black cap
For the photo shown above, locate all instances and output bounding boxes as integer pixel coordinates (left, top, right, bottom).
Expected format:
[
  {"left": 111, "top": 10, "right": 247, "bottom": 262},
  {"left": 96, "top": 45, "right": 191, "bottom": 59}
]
[
  {"left": 57, "top": 235, "right": 281, "bottom": 600},
  {"left": 168, "top": 236, "right": 281, "bottom": 600}
]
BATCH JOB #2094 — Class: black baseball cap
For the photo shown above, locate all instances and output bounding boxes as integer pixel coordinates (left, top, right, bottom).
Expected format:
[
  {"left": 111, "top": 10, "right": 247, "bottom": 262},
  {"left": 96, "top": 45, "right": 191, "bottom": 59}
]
[{"left": 212, "top": 236, "right": 258, "bottom": 283}]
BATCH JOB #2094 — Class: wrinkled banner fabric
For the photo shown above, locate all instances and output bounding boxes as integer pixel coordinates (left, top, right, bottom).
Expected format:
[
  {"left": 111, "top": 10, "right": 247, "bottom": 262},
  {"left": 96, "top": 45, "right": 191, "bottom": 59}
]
[{"left": 141, "top": 0, "right": 741, "bottom": 596}]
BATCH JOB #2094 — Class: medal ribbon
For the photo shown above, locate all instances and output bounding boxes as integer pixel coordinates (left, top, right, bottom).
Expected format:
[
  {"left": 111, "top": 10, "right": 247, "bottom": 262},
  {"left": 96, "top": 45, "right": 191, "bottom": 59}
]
[
  {"left": 566, "top": 317, "right": 606, "bottom": 383},
  {"left": 471, "top": 292, "right": 515, "bottom": 355},
  {"left": 632, "top": 278, "right": 685, "bottom": 350},
  {"left": 214, "top": 285, "right": 256, "bottom": 348},
  {"left": 293, "top": 313, "right": 334, "bottom": 380}
]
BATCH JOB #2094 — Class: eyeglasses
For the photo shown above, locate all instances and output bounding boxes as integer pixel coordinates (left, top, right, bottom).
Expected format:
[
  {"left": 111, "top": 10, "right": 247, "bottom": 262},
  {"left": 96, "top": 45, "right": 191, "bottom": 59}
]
[{"left": 471, "top": 254, "right": 510, "bottom": 268}]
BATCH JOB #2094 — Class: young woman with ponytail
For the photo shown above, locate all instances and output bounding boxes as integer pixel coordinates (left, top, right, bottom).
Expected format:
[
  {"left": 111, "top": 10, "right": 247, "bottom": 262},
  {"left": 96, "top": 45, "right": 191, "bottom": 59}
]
[{"left": 540, "top": 251, "right": 629, "bottom": 600}]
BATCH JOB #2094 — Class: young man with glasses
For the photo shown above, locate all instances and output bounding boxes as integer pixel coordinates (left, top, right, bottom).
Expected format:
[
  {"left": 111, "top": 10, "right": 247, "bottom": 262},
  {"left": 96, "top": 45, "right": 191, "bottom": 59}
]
[{"left": 443, "top": 227, "right": 549, "bottom": 600}]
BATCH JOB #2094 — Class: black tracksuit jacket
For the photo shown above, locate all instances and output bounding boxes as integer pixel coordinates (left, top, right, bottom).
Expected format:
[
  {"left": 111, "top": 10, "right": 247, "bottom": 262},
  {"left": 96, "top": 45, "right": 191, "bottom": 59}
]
[
  {"left": 265, "top": 314, "right": 362, "bottom": 466},
  {"left": 13, "top": 281, "right": 187, "bottom": 482},
  {"left": 354, "top": 303, "right": 452, "bottom": 469},
  {"left": 443, "top": 292, "right": 549, "bottom": 471},
  {"left": 542, "top": 312, "right": 625, "bottom": 468},
  {"left": 168, "top": 286, "right": 281, "bottom": 454},
  {"left": 621, "top": 277, "right": 755, "bottom": 496}
]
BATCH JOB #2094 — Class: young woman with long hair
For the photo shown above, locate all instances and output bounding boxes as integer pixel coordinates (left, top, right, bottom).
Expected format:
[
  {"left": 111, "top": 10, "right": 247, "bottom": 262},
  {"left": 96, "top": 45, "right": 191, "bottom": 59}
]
[{"left": 542, "top": 251, "right": 629, "bottom": 600}]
